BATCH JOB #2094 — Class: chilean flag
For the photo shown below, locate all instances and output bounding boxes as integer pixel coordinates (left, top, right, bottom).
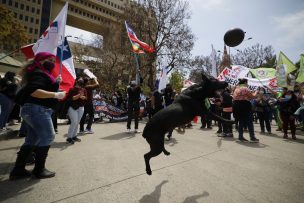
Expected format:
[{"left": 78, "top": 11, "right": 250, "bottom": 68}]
[{"left": 20, "top": 2, "right": 75, "bottom": 93}]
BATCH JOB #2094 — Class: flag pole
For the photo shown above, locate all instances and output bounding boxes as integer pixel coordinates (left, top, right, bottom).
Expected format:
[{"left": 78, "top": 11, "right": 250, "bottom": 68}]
[
  {"left": 134, "top": 53, "right": 140, "bottom": 85},
  {"left": 59, "top": 37, "right": 65, "bottom": 74}
]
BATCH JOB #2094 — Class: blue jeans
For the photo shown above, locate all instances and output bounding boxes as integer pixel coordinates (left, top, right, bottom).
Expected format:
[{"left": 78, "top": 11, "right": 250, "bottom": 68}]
[
  {"left": 0, "top": 93, "right": 14, "bottom": 128},
  {"left": 238, "top": 112, "right": 255, "bottom": 139},
  {"left": 67, "top": 107, "right": 84, "bottom": 138},
  {"left": 21, "top": 103, "right": 55, "bottom": 147}
]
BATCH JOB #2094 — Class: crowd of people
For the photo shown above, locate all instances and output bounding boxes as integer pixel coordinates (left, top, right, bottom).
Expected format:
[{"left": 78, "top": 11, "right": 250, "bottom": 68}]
[{"left": 0, "top": 55, "right": 304, "bottom": 180}]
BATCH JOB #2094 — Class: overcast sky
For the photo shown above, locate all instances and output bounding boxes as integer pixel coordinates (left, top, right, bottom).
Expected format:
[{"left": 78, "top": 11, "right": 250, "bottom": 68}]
[
  {"left": 66, "top": 0, "right": 304, "bottom": 63},
  {"left": 188, "top": 0, "right": 304, "bottom": 63}
]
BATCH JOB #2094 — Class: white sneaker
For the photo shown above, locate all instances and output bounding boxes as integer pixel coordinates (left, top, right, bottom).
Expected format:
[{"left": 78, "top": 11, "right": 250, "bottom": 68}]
[
  {"left": 134, "top": 129, "right": 141, "bottom": 133},
  {"left": 126, "top": 129, "right": 131, "bottom": 134},
  {"left": 84, "top": 129, "right": 94, "bottom": 134}
]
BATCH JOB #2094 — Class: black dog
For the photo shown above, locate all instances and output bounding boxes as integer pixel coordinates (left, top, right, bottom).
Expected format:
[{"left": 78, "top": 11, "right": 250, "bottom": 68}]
[{"left": 142, "top": 74, "right": 234, "bottom": 175}]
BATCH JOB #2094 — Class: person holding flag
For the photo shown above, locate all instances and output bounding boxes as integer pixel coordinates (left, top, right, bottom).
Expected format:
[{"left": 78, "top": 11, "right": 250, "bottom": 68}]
[{"left": 10, "top": 52, "right": 66, "bottom": 180}]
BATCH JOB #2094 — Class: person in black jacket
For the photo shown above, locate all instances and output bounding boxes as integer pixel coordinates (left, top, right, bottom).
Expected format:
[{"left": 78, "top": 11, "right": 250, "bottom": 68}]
[
  {"left": 0, "top": 71, "right": 17, "bottom": 131},
  {"left": 278, "top": 90, "right": 300, "bottom": 139},
  {"left": 126, "top": 81, "right": 141, "bottom": 133},
  {"left": 10, "top": 52, "right": 66, "bottom": 180},
  {"left": 221, "top": 88, "right": 233, "bottom": 137}
]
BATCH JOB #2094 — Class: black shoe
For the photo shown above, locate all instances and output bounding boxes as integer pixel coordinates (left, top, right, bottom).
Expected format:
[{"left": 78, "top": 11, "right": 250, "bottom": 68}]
[
  {"left": 66, "top": 138, "right": 74, "bottom": 144},
  {"left": 72, "top": 137, "right": 81, "bottom": 142},
  {"left": 32, "top": 146, "right": 55, "bottom": 179},
  {"left": 216, "top": 130, "right": 222, "bottom": 134},
  {"left": 18, "top": 133, "right": 26, "bottom": 137},
  {"left": 207, "top": 126, "right": 212, "bottom": 129},
  {"left": 250, "top": 138, "right": 259, "bottom": 142},
  {"left": 9, "top": 145, "right": 34, "bottom": 180},
  {"left": 239, "top": 137, "right": 248, "bottom": 142}
]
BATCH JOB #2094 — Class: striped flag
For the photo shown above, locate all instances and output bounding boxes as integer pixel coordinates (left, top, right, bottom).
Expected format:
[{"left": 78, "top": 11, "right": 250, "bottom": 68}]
[{"left": 125, "top": 21, "right": 155, "bottom": 54}]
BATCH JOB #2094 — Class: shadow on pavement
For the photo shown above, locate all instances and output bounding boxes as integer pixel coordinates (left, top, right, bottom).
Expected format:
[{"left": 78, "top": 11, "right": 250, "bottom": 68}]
[
  {"left": 0, "top": 130, "right": 21, "bottom": 140},
  {"left": 0, "top": 162, "right": 14, "bottom": 175},
  {"left": 236, "top": 141, "right": 268, "bottom": 148},
  {"left": 101, "top": 132, "right": 136, "bottom": 140},
  {"left": 0, "top": 146, "right": 20, "bottom": 152},
  {"left": 182, "top": 191, "right": 209, "bottom": 203},
  {"left": 139, "top": 180, "right": 168, "bottom": 203},
  {"left": 283, "top": 138, "right": 304, "bottom": 144},
  {"left": 0, "top": 178, "right": 40, "bottom": 202},
  {"left": 165, "top": 138, "right": 178, "bottom": 147},
  {"left": 51, "top": 141, "right": 74, "bottom": 151}
]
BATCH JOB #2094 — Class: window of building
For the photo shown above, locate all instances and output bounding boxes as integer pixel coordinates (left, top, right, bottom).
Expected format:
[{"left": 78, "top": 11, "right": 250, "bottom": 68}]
[
  {"left": 108, "top": 1, "right": 110, "bottom": 5},
  {"left": 30, "top": 17, "right": 34, "bottom": 23},
  {"left": 32, "top": 7, "right": 35, "bottom": 12},
  {"left": 75, "top": 8, "right": 78, "bottom": 13},
  {"left": 111, "top": 2, "right": 113, "bottom": 6},
  {"left": 38, "top": 0, "right": 41, "bottom": 4},
  {"left": 86, "top": 13, "right": 89, "bottom": 17},
  {"left": 2, "top": 0, "right": 7, "bottom": 4},
  {"left": 79, "top": 10, "right": 82, "bottom": 15},
  {"left": 35, "top": 29, "right": 38, "bottom": 34},
  {"left": 26, "top": 5, "right": 29, "bottom": 11},
  {"left": 8, "top": 0, "right": 12, "bottom": 6},
  {"left": 71, "top": 7, "right": 74, "bottom": 11},
  {"left": 14, "top": 2, "right": 18, "bottom": 8},
  {"left": 37, "top": 9, "right": 40, "bottom": 14},
  {"left": 14, "top": 12, "right": 17, "bottom": 18},
  {"left": 36, "top": 19, "right": 39, "bottom": 24},
  {"left": 32, "top": 0, "right": 36, "bottom": 3},
  {"left": 29, "top": 28, "right": 33, "bottom": 33},
  {"left": 25, "top": 16, "right": 28, "bottom": 21},
  {"left": 24, "top": 26, "right": 27, "bottom": 30},
  {"left": 19, "top": 14, "right": 23, "bottom": 20},
  {"left": 21, "top": 4, "right": 24, "bottom": 9}
]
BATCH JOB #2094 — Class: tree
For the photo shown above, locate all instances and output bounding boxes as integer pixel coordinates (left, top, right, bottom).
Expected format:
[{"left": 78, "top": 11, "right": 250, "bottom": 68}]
[
  {"left": 169, "top": 71, "right": 184, "bottom": 93},
  {"left": 122, "top": 0, "right": 195, "bottom": 89},
  {"left": 231, "top": 43, "right": 276, "bottom": 68},
  {"left": 188, "top": 54, "right": 221, "bottom": 83},
  {"left": 0, "top": 5, "right": 28, "bottom": 52}
]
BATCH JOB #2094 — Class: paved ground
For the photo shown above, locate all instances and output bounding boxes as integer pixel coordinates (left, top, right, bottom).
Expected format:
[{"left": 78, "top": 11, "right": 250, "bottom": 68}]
[{"left": 0, "top": 120, "right": 304, "bottom": 203}]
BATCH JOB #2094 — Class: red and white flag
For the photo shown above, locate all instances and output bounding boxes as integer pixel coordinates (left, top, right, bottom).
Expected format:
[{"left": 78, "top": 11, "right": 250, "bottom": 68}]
[{"left": 20, "top": 2, "right": 75, "bottom": 93}]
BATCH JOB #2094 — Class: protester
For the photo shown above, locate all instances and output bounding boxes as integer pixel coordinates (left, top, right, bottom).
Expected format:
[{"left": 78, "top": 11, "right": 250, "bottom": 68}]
[
  {"left": 79, "top": 77, "right": 99, "bottom": 134},
  {"left": 254, "top": 87, "right": 272, "bottom": 134},
  {"left": 66, "top": 77, "right": 87, "bottom": 144},
  {"left": 10, "top": 52, "right": 65, "bottom": 180},
  {"left": 233, "top": 78, "right": 259, "bottom": 142},
  {"left": 295, "top": 84, "right": 304, "bottom": 130},
  {"left": 163, "top": 84, "right": 176, "bottom": 140},
  {"left": 126, "top": 81, "right": 141, "bottom": 133},
  {"left": 221, "top": 87, "right": 233, "bottom": 137},
  {"left": 278, "top": 90, "right": 300, "bottom": 139},
  {"left": 151, "top": 89, "right": 163, "bottom": 116},
  {"left": 200, "top": 98, "right": 212, "bottom": 130},
  {"left": 0, "top": 71, "right": 18, "bottom": 131}
]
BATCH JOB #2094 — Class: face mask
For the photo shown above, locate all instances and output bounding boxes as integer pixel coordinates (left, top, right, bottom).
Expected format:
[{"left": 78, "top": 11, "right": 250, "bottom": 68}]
[
  {"left": 77, "top": 80, "right": 84, "bottom": 86},
  {"left": 43, "top": 61, "right": 55, "bottom": 72},
  {"left": 285, "top": 95, "right": 291, "bottom": 100}
]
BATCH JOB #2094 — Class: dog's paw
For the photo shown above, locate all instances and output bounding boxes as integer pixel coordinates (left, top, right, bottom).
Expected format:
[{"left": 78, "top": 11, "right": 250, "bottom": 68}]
[
  {"left": 163, "top": 151, "right": 170, "bottom": 156},
  {"left": 146, "top": 169, "right": 152, "bottom": 175}
]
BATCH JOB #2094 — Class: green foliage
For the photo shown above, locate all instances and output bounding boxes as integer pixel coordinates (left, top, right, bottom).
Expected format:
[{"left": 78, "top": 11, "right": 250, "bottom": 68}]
[
  {"left": 140, "top": 85, "right": 152, "bottom": 96},
  {"left": 169, "top": 71, "right": 184, "bottom": 93},
  {"left": 0, "top": 5, "right": 28, "bottom": 52}
]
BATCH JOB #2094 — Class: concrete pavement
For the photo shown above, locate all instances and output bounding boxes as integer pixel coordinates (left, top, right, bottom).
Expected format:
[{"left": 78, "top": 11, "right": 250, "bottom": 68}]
[{"left": 0, "top": 120, "right": 304, "bottom": 203}]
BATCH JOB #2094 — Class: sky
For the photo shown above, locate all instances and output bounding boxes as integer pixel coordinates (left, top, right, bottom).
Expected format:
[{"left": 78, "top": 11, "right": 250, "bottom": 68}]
[
  {"left": 188, "top": 0, "right": 304, "bottom": 63},
  {"left": 66, "top": 0, "right": 304, "bottom": 63}
]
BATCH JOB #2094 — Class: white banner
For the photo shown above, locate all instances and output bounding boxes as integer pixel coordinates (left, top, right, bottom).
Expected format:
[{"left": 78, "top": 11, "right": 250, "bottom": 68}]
[{"left": 218, "top": 68, "right": 277, "bottom": 90}]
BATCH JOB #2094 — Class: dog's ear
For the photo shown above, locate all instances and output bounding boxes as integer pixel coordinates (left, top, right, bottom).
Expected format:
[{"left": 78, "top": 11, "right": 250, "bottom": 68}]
[{"left": 201, "top": 72, "right": 210, "bottom": 81}]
